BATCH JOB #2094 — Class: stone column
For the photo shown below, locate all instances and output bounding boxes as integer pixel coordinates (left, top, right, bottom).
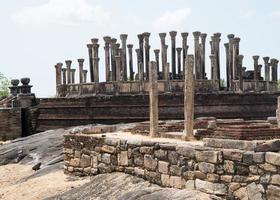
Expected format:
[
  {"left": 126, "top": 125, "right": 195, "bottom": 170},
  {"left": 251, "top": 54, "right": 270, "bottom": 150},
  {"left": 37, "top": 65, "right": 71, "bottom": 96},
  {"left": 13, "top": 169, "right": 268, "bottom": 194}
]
[
  {"left": 193, "top": 31, "right": 201, "bottom": 79},
  {"left": 143, "top": 32, "right": 151, "bottom": 80},
  {"left": 87, "top": 44, "right": 94, "bottom": 82},
  {"left": 62, "top": 68, "right": 67, "bottom": 84},
  {"left": 83, "top": 70, "right": 88, "bottom": 83},
  {"left": 65, "top": 60, "right": 72, "bottom": 84},
  {"left": 70, "top": 69, "right": 76, "bottom": 84},
  {"left": 271, "top": 59, "right": 279, "bottom": 82},
  {"left": 154, "top": 49, "right": 160, "bottom": 77},
  {"left": 238, "top": 55, "right": 244, "bottom": 91},
  {"left": 115, "top": 55, "right": 122, "bottom": 82},
  {"left": 258, "top": 65, "right": 262, "bottom": 80},
  {"left": 110, "top": 38, "right": 117, "bottom": 81},
  {"left": 77, "top": 59, "right": 84, "bottom": 83},
  {"left": 227, "top": 34, "right": 235, "bottom": 90},
  {"left": 127, "top": 44, "right": 134, "bottom": 80},
  {"left": 159, "top": 33, "right": 167, "bottom": 80},
  {"left": 92, "top": 39, "right": 99, "bottom": 82},
  {"left": 183, "top": 55, "right": 196, "bottom": 141},
  {"left": 263, "top": 57, "right": 270, "bottom": 91},
  {"left": 210, "top": 55, "right": 218, "bottom": 80},
  {"left": 181, "top": 32, "right": 189, "bottom": 70},
  {"left": 169, "top": 31, "right": 177, "bottom": 79},
  {"left": 103, "top": 36, "right": 111, "bottom": 82},
  {"left": 224, "top": 43, "right": 230, "bottom": 90},
  {"left": 120, "top": 34, "right": 128, "bottom": 81},
  {"left": 164, "top": 62, "right": 170, "bottom": 92},
  {"left": 213, "top": 33, "right": 221, "bottom": 84},
  {"left": 137, "top": 34, "right": 144, "bottom": 68},
  {"left": 55, "top": 62, "right": 62, "bottom": 86},
  {"left": 139, "top": 62, "right": 144, "bottom": 93},
  {"left": 253, "top": 55, "right": 260, "bottom": 91},
  {"left": 135, "top": 49, "right": 141, "bottom": 80},
  {"left": 200, "top": 33, "right": 207, "bottom": 79},
  {"left": 149, "top": 61, "right": 158, "bottom": 137},
  {"left": 233, "top": 37, "right": 241, "bottom": 80},
  {"left": 176, "top": 48, "right": 182, "bottom": 78}
]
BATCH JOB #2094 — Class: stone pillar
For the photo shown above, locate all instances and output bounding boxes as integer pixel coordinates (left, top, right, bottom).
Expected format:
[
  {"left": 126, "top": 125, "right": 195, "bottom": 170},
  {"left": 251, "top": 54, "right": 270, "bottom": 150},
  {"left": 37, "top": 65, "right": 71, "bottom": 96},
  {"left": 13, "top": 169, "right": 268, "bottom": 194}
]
[
  {"left": 70, "top": 69, "right": 76, "bottom": 84},
  {"left": 164, "top": 62, "right": 170, "bottom": 92},
  {"left": 159, "top": 33, "right": 167, "bottom": 80},
  {"left": 55, "top": 62, "right": 62, "bottom": 86},
  {"left": 137, "top": 34, "right": 144, "bottom": 69},
  {"left": 86, "top": 44, "right": 94, "bottom": 82},
  {"left": 263, "top": 57, "right": 270, "bottom": 91},
  {"left": 183, "top": 55, "right": 196, "bottom": 141},
  {"left": 92, "top": 39, "right": 99, "bottom": 82},
  {"left": 65, "top": 60, "right": 72, "bottom": 84},
  {"left": 62, "top": 68, "right": 67, "bottom": 84},
  {"left": 193, "top": 31, "right": 201, "bottom": 79},
  {"left": 103, "top": 36, "right": 111, "bottom": 82},
  {"left": 210, "top": 55, "right": 218, "bottom": 80},
  {"left": 200, "top": 33, "right": 207, "bottom": 79},
  {"left": 224, "top": 43, "right": 230, "bottom": 90},
  {"left": 143, "top": 32, "right": 151, "bottom": 80},
  {"left": 77, "top": 59, "right": 84, "bottom": 83},
  {"left": 110, "top": 38, "right": 117, "bottom": 81},
  {"left": 238, "top": 55, "right": 244, "bottom": 92},
  {"left": 120, "top": 34, "right": 128, "bottom": 81},
  {"left": 83, "top": 70, "right": 88, "bottom": 83},
  {"left": 227, "top": 34, "right": 235, "bottom": 90},
  {"left": 127, "top": 44, "right": 134, "bottom": 80},
  {"left": 154, "top": 49, "right": 160, "bottom": 77},
  {"left": 271, "top": 58, "right": 279, "bottom": 82},
  {"left": 253, "top": 56, "right": 260, "bottom": 91},
  {"left": 176, "top": 48, "right": 182, "bottom": 78},
  {"left": 169, "top": 31, "right": 177, "bottom": 79},
  {"left": 139, "top": 62, "right": 144, "bottom": 93},
  {"left": 233, "top": 37, "right": 241, "bottom": 80},
  {"left": 135, "top": 49, "right": 141, "bottom": 80},
  {"left": 115, "top": 55, "right": 122, "bottom": 82},
  {"left": 149, "top": 61, "right": 158, "bottom": 137},
  {"left": 181, "top": 32, "right": 189, "bottom": 72},
  {"left": 213, "top": 33, "right": 221, "bottom": 84}
]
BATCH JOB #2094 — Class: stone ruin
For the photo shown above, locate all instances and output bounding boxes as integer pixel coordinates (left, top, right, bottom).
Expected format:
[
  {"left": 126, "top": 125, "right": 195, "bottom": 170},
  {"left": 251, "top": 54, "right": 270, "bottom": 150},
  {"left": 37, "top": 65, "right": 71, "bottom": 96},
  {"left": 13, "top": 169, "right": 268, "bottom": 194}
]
[{"left": 54, "top": 31, "right": 279, "bottom": 97}]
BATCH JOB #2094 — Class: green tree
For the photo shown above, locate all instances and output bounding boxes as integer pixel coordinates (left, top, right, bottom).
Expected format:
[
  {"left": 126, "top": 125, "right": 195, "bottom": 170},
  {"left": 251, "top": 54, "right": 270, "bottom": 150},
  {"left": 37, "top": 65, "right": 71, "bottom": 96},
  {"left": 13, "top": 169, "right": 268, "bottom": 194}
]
[{"left": 0, "top": 73, "right": 9, "bottom": 97}]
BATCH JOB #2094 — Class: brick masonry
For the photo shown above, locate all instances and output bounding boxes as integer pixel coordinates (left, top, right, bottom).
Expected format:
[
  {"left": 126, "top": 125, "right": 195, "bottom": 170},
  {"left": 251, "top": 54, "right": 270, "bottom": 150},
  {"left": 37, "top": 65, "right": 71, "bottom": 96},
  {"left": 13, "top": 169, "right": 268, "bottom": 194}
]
[{"left": 0, "top": 108, "right": 22, "bottom": 140}]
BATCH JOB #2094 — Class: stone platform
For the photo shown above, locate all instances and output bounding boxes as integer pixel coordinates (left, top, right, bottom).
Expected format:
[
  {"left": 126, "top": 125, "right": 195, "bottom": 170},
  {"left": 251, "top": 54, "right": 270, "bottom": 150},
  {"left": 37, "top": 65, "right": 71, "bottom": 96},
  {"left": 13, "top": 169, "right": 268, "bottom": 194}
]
[{"left": 64, "top": 124, "right": 280, "bottom": 199}]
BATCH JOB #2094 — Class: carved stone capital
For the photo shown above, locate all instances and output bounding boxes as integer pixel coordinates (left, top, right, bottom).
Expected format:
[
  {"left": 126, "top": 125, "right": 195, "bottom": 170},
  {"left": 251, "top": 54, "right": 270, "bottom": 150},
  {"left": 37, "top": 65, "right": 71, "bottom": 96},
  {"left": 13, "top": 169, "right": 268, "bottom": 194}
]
[
  {"left": 70, "top": 68, "right": 76, "bottom": 72},
  {"left": 77, "top": 58, "right": 85, "bottom": 64},
  {"left": 200, "top": 33, "right": 207, "bottom": 40},
  {"left": 253, "top": 56, "right": 260, "bottom": 61},
  {"left": 120, "top": 34, "right": 128, "bottom": 41},
  {"left": 159, "top": 33, "right": 166, "bottom": 39},
  {"left": 193, "top": 31, "right": 201, "bottom": 38},
  {"left": 137, "top": 34, "right": 144, "bottom": 41},
  {"left": 103, "top": 36, "right": 111, "bottom": 44},
  {"left": 169, "top": 31, "right": 177, "bottom": 38},
  {"left": 181, "top": 32, "right": 189, "bottom": 38},
  {"left": 62, "top": 68, "right": 67, "bottom": 72},
  {"left": 233, "top": 37, "right": 241, "bottom": 43},
  {"left": 87, "top": 44, "right": 93, "bottom": 49},
  {"left": 65, "top": 60, "right": 72, "bottom": 66},
  {"left": 56, "top": 62, "right": 63, "bottom": 67},
  {"left": 263, "top": 57, "right": 270, "bottom": 63},
  {"left": 227, "top": 34, "right": 235, "bottom": 40},
  {"left": 143, "top": 32, "right": 151, "bottom": 38},
  {"left": 154, "top": 49, "right": 160, "bottom": 54},
  {"left": 127, "top": 44, "right": 133, "bottom": 49},
  {"left": 213, "top": 32, "right": 221, "bottom": 38},
  {"left": 91, "top": 38, "right": 99, "bottom": 44},
  {"left": 176, "top": 47, "right": 182, "bottom": 52}
]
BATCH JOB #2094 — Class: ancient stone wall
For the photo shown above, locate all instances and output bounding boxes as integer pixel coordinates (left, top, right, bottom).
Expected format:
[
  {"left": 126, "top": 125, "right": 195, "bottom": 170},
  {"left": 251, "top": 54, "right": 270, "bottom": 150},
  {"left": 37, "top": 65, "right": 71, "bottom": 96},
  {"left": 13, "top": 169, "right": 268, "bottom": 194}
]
[
  {"left": 64, "top": 134, "right": 280, "bottom": 199},
  {"left": 0, "top": 108, "right": 22, "bottom": 140}
]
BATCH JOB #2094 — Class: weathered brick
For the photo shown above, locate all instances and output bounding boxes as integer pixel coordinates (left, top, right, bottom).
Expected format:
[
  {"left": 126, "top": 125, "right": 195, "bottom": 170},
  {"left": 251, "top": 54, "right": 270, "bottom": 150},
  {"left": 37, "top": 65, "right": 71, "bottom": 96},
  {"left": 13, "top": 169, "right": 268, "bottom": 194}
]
[
  {"left": 80, "top": 154, "right": 91, "bottom": 168},
  {"left": 158, "top": 161, "right": 169, "bottom": 174},
  {"left": 195, "top": 151, "right": 221, "bottom": 164},
  {"left": 154, "top": 149, "right": 168, "bottom": 160},
  {"left": 118, "top": 151, "right": 128, "bottom": 166},
  {"left": 266, "top": 152, "right": 280, "bottom": 166},
  {"left": 198, "top": 162, "right": 216, "bottom": 174},
  {"left": 176, "top": 145, "right": 195, "bottom": 159},
  {"left": 144, "top": 154, "right": 157, "bottom": 171},
  {"left": 161, "top": 174, "right": 170, "bottom": 187},
  {"left": 195, "top": 179, "right": 227, "bottom": 195},
  {"left": 170, "top": 176, "right": 185, "bottom": 189}
]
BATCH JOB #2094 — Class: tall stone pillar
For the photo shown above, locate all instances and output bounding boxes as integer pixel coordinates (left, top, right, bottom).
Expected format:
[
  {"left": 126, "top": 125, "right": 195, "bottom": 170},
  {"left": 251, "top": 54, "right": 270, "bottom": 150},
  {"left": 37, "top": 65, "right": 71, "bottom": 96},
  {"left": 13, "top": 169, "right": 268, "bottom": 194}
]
[
  {"left": 176, "top": 48, "right": 182, "bottom": 78},
  {"left": 65, "top": 60, "right": 72, "bottom": 84},
  {"left": 135, "top": 49, "right": 141, "bottom": 80},
  {"left": 224, "top": 43, "right": 230, "bottom": 90},
  {"left": 55, "top": 62, "right": 62, "bottom": 86},
  {"left": 87, "top": 44, "right": 94, "bottom": 82},
  {"left": 120, "top": 34, "right": 128, "bottom": 81},
  {"left": 159, "top": 33, "right": 167, "bottom": 80},
  {"left": 154, "top": 49, "right": 160, "bottom": 77},
  {"left": 139, "top": 62, "right": 144, "bottom": 93},
  {"left": 92, "top": 39, "right": 99, "bottom": 82},
  {"left": 193, "top": 31, "right": 201, "bottom": 79},
  {"left": 149, "top": 61, "right": 158, "bottom": 137},
  {"left": 233, "top": 37, "right": 241, "bottom": 80},
  {"left": 169, "top": 31, "right": 177, "bottom": 79},
  {"left": 83, "top": 70, "right": 88, "bottom": 83},
  {"left": 62, "top": 68, "right": 67, "bottom": 84},
  {"left": 115, "top": 55, "right": 122, "bottom": 82},
  {"left": 164, "top": 62, "right": 170, "bottom": 92},
  {"left": 103, "top": 36, "right": 111, "bottom": 82},
  {"left": 70, "top": 69, "right": 76, "bottom": 84},
  {"left": 200, "top": 33, "right": 207, "bottom": 79},
  {"left": 238, "top": 55, "right": 244, "bottom": 91},
  {"left": 77, "top": 59, "right": 84, "bottom": 83},
  {"left": 127, "top": 44, "right": 134, "bottom": 80},
  {"left": 213, "top": 33, "right": 221, "bottom": 84},
  {"left": 181, "top": 32, "right": 189, "bottom": 70},
  {"left": 263, "top": 57, "right": 270, "bottom": 91},
  {"left": 137, "top": 34, "right": 144, "bottom": 68},
  {"left": 143, "top": 32, "right": 151, "bottom": 80},
  {"left": 210, "top": 55, "right": 218, "bottom": 80},
  {"left": 271, "top": 59, "right": 279, "bottom": 82},
  {"left": 110, "top": 38, "right": 117, "bottom": 81},
  {"left": 227, "top": 34, "right": 235, "bottom": 90},
  {"left": 253, "top": 55, "right": 260, "bottom": 91},
  {"left": 183, "top": 55, "right": 196, "bottom": 141}
]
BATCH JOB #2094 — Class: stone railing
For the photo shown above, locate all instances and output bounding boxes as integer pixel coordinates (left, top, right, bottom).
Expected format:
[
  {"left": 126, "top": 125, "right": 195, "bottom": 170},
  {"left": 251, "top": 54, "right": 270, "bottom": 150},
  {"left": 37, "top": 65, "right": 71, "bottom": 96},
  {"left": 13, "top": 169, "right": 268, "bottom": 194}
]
[{"left": 64, "top": 132, "right": 280, "bottom": 199}]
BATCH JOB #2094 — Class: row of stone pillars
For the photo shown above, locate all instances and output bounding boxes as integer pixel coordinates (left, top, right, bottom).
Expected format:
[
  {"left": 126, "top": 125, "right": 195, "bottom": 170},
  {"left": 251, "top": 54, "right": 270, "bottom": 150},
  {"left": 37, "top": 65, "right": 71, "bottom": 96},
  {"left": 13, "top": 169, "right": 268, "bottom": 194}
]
[{"left": 149, "top": 56, "right": 195, "bottom": 140}]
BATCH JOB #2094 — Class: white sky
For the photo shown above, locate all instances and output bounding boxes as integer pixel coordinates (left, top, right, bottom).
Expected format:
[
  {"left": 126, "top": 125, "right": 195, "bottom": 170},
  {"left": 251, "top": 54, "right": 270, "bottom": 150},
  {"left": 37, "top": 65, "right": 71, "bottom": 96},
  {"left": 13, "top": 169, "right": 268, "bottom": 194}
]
[{"left": 1, "top": 0, "right": 280, "bottom": 97}]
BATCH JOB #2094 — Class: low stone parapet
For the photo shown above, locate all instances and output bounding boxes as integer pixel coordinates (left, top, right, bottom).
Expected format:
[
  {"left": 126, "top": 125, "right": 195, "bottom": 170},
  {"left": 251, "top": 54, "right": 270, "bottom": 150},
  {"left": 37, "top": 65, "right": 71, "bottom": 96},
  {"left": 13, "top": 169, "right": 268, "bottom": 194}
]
[{"left": 64, "top": 130, "right": 280, "bottom": 199}]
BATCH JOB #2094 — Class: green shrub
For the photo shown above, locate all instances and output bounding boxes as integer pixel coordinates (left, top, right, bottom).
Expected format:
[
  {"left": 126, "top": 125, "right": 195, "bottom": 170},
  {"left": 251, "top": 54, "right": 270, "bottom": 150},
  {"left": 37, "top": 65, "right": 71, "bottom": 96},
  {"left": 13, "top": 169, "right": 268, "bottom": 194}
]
[{"left": 0, "top": 73, "right": 9, "bottom": 97}]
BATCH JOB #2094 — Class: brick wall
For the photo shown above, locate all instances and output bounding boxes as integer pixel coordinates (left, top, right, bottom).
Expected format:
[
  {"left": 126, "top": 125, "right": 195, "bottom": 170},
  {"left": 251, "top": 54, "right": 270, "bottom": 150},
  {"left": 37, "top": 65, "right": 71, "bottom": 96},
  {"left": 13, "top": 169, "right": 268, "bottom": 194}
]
[{"left": 0, "top": 108, "right": 22, "bottom": 140}]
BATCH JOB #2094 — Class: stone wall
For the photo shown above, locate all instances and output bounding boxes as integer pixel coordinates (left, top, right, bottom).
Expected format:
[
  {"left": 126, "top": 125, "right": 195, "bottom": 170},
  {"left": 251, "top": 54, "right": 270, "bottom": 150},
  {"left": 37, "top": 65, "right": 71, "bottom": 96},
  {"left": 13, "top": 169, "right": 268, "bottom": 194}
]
[
  {"left": 0, "top": 108, "right": 22, "bottom": 140},
  {"left": 64, "top": 133, "right": 280, "bottom": 199}
]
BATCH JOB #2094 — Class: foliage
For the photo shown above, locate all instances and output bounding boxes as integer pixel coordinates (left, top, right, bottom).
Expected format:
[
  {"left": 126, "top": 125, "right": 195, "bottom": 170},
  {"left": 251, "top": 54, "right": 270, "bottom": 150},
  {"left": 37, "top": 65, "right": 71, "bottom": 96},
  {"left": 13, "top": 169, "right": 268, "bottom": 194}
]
[
  {"left": 220, "top": 79, "right": 226, "bottom": 88},
  {"left": 0, "top": 73, "right": 9, "bottom": 97}
]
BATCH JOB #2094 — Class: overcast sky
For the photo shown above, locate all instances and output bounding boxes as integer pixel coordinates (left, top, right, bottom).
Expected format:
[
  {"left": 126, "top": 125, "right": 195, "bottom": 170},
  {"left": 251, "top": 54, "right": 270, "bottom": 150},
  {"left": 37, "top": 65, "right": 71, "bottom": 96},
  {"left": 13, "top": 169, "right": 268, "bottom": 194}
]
[{"left": 1, "top": 0, "right": 280, "bottom": 97}]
